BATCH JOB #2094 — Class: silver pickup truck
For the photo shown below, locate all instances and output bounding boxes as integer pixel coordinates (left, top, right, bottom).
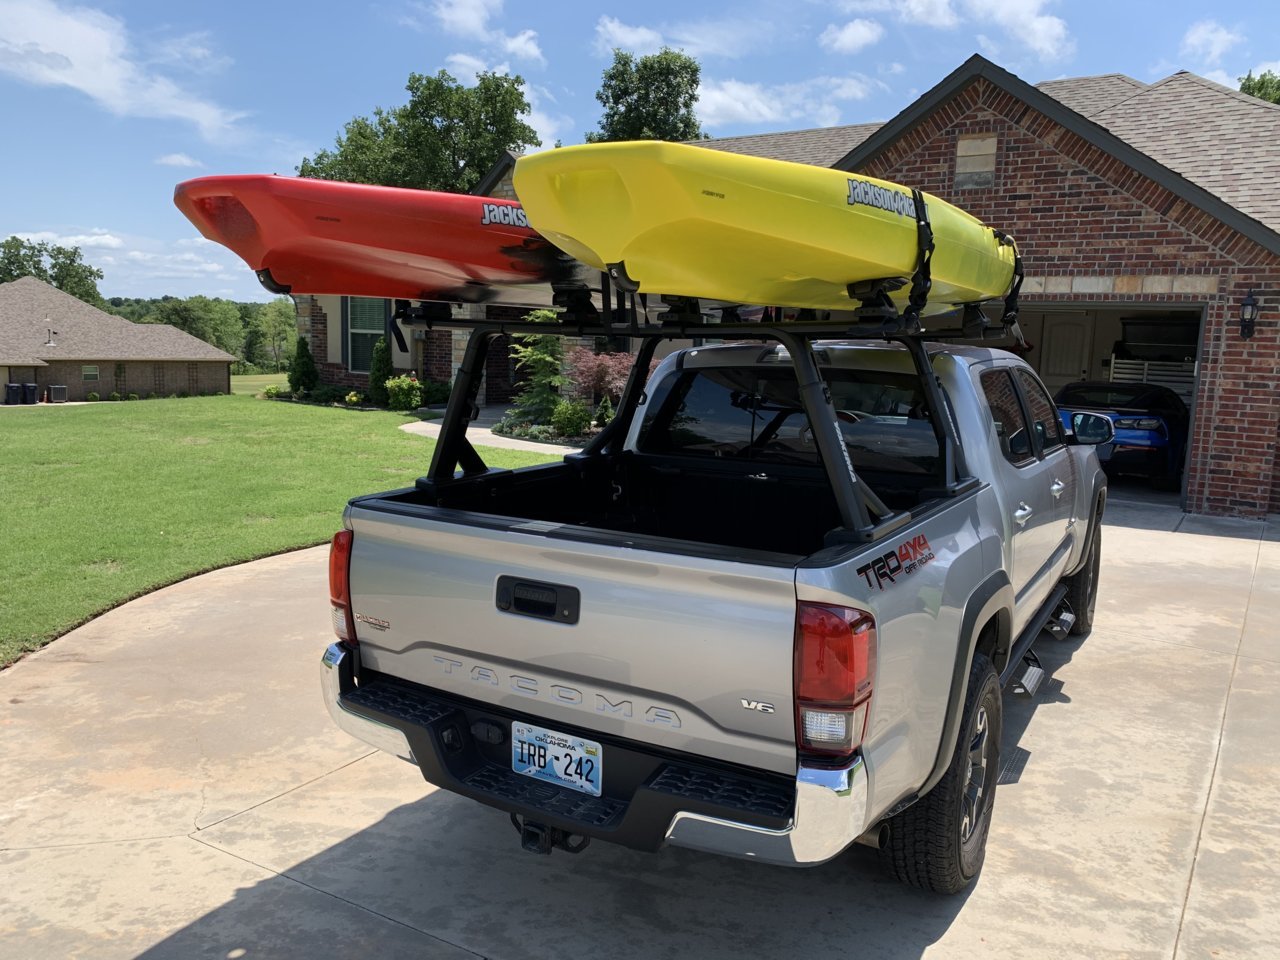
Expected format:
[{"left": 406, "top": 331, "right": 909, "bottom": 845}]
[{"left": 321, "top": 319, "right": 1111, "bottom": 893}]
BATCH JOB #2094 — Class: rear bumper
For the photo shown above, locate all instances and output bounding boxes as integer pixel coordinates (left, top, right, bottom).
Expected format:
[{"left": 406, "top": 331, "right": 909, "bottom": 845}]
[{"left": 321, "top": 642, "right": 869, "bottom": 866}]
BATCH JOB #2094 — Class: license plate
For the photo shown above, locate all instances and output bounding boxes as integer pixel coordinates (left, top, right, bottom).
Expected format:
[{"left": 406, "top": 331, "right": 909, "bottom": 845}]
[{"left": 511, "top": 722, "right": 603, "bottom": 797}]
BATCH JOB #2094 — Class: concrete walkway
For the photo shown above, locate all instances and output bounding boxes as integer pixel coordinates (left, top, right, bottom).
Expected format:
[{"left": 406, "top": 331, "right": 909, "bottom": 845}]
[
  {"left": 399, "top": 404, "right": 581, "bottom": 455},
  {"left": 2, "top": 504, "right": 1278, "bottom": 959}
]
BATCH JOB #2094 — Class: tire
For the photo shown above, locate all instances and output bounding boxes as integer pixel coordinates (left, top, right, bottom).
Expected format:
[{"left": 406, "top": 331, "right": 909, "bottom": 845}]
[
  {"left": 879, "top": 654, "right": 1002, "bottom": 894},
  {"left": 1063, "top": 522, "right": 1101, "bottom": 635}
]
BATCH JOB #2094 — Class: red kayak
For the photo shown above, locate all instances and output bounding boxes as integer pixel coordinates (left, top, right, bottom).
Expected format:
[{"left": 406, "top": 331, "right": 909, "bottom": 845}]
[{"left": 173, "top": 175, "right": 574, "bottom": 300}]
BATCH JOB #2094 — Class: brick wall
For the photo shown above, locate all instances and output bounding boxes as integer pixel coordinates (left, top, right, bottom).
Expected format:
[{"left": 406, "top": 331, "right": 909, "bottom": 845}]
[
  {"left": 856, "top": 78, "right": 1280, "bottom": 516},
  {"left": 29, "top": 360, "right": 229, "bottom": 401}
]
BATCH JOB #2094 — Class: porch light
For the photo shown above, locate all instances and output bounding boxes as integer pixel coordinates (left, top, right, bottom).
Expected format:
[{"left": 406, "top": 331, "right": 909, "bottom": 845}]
[{"left": 1240, "top": 290, "right": 1259, "bottom": 340}]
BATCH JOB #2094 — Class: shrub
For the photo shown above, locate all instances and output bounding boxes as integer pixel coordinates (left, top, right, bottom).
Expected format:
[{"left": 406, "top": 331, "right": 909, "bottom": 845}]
[
  {"left": 565, "top": 346, "right": 636, "bottom": 403},
  {"left": 491, "top": 415, "right": 529, "bottom": 437},
  {"left": 344, "top": 390, "right": 362, "bottom": 406},
  {"left": 126, "top": 393, "right": 139, "bottom": 401},
  {"left": 368, "top": 337, "right": 393, "bottom": 407},
  {"left": 385, "top": 374, "right": 422, "bottom": 411},
  {"left": 86, "top": 391, "right": 99, "bottom": 402},
  {"left": 177, "top": 391, "right": 189, "bottom": 398},
  {"left": 288, "top": 337, "right": 319, "bottom": 394},
  {"left": 594, "top": 394, "right": 615, "bottom": 427},
  {"left": 262, "top": 385, "right": 281, "bottom": 399},
  {"left": 231, "top": 360, "right": 266, "bottom": 375},
  {"left": 510, "top": 309, "right": 566, "bottom": 424},
  {"left": 308, "top": 386, "right": 346, "bottom": 405},
  {"left": 108, "top": 391, "right": 122, "bottom": 402},
  {"left": 551, "top": 399, "right": 593, "bottom": 437},
  {"left": 420, "top": 378, "right": 452, "bottom": 405}
]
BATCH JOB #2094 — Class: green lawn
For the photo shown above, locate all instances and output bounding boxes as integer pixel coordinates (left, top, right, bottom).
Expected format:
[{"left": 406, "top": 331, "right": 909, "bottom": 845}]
[
  {"left": 0, "top": 396, "right": 557, "bottom": 667},
  {"left": 231, "top": 373, "right": 288, "bottom": 395}
]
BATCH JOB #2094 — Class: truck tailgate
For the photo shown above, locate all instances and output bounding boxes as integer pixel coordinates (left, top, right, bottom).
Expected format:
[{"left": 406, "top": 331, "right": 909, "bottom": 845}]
[{"left": 346, "top": 504, "right": 801, "bottom": 775}]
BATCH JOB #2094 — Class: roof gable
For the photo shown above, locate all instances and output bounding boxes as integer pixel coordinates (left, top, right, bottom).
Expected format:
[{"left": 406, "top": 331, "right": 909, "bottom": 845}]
[{"left": 838, "top": 54, "right": 1280, "bottom": 258}]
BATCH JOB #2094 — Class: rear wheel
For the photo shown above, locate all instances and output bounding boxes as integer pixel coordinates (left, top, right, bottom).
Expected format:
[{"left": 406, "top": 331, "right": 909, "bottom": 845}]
[
  {"left": 878, "top": 654, "right": 1002, "bottom": 894},
  {"left": 1064, "top": 522, "right": 1101, "bottom": 635}
]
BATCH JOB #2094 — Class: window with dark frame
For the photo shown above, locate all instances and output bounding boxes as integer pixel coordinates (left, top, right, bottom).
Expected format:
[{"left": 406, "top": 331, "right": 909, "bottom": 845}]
[
  {"left": 82, "top": 365, "right": 99, "bottom": 381},
  {"left": 1014, "top": 369, "right": 1066, "bottom": 453},
  {"left": 980, "top": 369, "right": 1034, "bottom": 465},
  {"left": 348, "top": 297, "right": 386, "bottom": 374}
]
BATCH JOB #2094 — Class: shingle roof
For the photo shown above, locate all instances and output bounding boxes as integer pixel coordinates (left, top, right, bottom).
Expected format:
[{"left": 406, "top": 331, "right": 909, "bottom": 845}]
[
  {"left": 695, "top": 122, "right": 883, "bottom": 167},
  {"left": 1082, "top": 71, "right": 1280, "bottom": 235},
  {"left": 0, "top": 277, "right": 237, "bottom": 363},
  {"left": 1036, "top": 73, "right": 1148, "bottom": 118}
]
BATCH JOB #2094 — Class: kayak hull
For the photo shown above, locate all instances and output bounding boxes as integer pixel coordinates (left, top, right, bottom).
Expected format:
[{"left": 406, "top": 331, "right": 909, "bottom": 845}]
[
  {"left": 513, "top": 141, "right": 1016, "bottom": 313},
  {"left": 173, "top": 175, "right": 572, "bottom": 300}
]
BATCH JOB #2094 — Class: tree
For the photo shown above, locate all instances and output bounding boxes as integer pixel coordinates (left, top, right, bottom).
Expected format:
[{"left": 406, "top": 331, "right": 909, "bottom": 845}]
[
  {"left": 508, "top": 309, "right": 568, "bottom": 424},
  {"left": 585, "top": 48, "right": 704, "bottom": 143},
  {"left": 288, "top": 337, "right": 319, "bottom": 394},
  {"left": 1239, "top": 70, "right": 1280, "bottom": 104},
  {"left": 148, "top": 296, "right": 244, "bottom": 356},
  {"left": 298, "top": 70, "right": 540, "bottom": 192},
  {"left": 246, "top": 297, "right": 297, "bottom": 370},
  {"left": 1, "top": 236, "right": 105, "bottom": 306},
  {"left": 368, "top": 336, "right": 393, "bottom": 406}
]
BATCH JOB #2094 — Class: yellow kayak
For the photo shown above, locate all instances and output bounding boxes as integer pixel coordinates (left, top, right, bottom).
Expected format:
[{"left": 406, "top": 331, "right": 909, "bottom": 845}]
[{"left": 513, "top": 141, "right": 1017, "bottom": 314}]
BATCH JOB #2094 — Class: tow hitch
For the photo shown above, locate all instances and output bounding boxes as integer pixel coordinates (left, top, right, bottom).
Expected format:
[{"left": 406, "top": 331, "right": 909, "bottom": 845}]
[{"left": 510, "top": 814, "right": 591, "bottom": 855}]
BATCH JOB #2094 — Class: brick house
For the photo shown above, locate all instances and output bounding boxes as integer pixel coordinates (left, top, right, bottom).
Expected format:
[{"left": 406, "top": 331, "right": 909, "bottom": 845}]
[{"left": 1, "top": 277, "right": 234, "bottom": 401}]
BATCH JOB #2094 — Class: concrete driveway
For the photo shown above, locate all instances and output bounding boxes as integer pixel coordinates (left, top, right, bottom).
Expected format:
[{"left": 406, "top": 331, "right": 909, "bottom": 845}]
[{"left": 3, "top": 499, "right": 1278, "bottom": 960}]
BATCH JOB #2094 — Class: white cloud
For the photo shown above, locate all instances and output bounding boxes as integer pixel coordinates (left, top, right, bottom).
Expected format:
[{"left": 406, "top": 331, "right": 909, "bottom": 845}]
[
  {"left": 1180, "top": 20, "right": 1243, "bottom": 66},
  {"left": 524, "top": 85, "right": 570, "bottom": 149},
  {"left": 593, "top": 16, "right": 664, "bottom": 56},
  {"left": 1201, "top": 69, "right": 1234, "bottom": 87},
  {"left": 837, "top": 0, "right": 958, "bottom": 28},
  {"left": 499, "top": 28, "right": 544, "bottom": 64},
  {"left": 19, "top": 228, "right": 124, "bottom": 249},
  {"left": 430, "top": 0, "right": 501, "bottom": 39},
  {"left": 1252, "top": 60, "right": 1280, "bottom": 76},
  {"left": 155, "top": 152, "right": 202, "bottom": 168},
  {"left": 976, "top": 33, "right": 1000, "bottom": 58},
  {"left": 963, "top": 0, "right": 1074, "bottom": 61},
  {"left": 148, "top": 31, "right": 231, "bottom": 74},
  {"left": 881, "top": 61, "right": 906, "bottom": 76},
  {"left": 699, "top": 74, "right": 878, "bottom": 129},
  {"left": 0, "top": 0, "right": 245, "bottom": 141},
  {"left": 820, "top": 19, "right": 885, "bottom": 54},
  {"left": 445, "top": 52, "right": 496, "bottom": 80}
]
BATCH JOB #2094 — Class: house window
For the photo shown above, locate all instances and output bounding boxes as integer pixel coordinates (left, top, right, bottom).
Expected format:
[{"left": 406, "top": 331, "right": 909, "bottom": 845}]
[
  {"left": 153, "top": 364, "right": 165, "bottom": 394},
  {"left": 82, "top": 365, "right": 99, "bottom": 381},
  {"left": 348, "top": 297, "right": 386, "bottom": 374},
  {"left": 955, "top": 135, "right": 997, "bottom": 189}
]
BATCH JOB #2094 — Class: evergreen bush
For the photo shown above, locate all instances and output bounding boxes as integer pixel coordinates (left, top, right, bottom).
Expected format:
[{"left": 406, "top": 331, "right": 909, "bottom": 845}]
[
  {"left": 288, "top": 337, "right": 319, "bottom": 394},
  {"left": 368, "top": 337, "right": 393, "bottom": 406},
  {"left": 509, "top": 309, "right": 566, "bottom": 424},
  {"left": 551, "top": 399, "right": 593, "bottom": 437}
]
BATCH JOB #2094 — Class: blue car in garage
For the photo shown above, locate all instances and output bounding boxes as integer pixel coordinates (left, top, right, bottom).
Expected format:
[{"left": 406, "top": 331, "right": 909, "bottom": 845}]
[{"left": 1054, "top": 381, "right": 1190, "bottom": 489}]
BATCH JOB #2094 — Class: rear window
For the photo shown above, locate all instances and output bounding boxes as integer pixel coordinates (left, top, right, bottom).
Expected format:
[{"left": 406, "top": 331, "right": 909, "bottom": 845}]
[{"left": 637, "top": 366, "right": 940, "bottom": 475}]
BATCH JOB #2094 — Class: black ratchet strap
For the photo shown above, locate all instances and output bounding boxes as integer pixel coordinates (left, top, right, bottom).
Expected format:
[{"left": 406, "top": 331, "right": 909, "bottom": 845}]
[{"left": 901, "top": 188, "right": 934, "bottom": 333}]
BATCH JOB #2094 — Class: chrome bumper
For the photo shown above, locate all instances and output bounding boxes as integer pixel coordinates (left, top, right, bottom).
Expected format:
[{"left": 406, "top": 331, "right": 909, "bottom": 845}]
[
  {"left": 664, "top": 757, "right": 869, "bottom": 866},
  {"left": 322, "top": 642, "right": 868, "bottom": 866},
  {"left": 321, "top": 642, "right": 415, "bottom": 762}
]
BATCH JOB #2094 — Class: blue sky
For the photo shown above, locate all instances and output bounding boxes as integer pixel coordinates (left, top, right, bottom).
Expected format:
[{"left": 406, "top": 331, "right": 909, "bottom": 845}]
[{"left": 1, "top": 0, "right": 1276, "bottom": 301}]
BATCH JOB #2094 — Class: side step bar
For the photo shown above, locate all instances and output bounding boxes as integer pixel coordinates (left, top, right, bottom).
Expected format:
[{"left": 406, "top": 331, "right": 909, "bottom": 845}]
[{"left": 999, "top": 585, "right": 1068, "bottom": 689}]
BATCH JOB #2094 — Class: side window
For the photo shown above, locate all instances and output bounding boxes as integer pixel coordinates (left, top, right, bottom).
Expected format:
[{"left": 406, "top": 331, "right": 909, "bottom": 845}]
[
  {"left": 1014, "top": 369, "right": 1066, "bottom": 453},
  {"left": 980, "top": 369, "right": 1033, "bottom": 465}
]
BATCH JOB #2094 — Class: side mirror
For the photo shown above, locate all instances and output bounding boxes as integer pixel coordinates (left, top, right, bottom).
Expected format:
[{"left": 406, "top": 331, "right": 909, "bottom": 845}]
[{"left": 1072, "top": 411, "right": 1115, "bottom": 445}]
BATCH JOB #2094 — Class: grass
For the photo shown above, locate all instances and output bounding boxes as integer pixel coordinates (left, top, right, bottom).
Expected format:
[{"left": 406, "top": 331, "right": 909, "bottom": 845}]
[
  {"left": 231, "top": 373, "right": 288, "bottom": 395},
  {"left": 0, "top": 395, "right": 557, "bottom": 667}
]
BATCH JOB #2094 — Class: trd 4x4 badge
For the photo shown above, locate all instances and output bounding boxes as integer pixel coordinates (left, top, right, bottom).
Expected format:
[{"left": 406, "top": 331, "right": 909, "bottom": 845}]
[{"left": 856, "top": 534, "right": 936, "bottom": 590}]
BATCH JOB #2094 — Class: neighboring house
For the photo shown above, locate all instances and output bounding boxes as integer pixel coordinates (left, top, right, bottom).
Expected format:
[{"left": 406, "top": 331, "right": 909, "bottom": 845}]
[{"left": 0, "top": 277, "right": 235, "bottom": 401}]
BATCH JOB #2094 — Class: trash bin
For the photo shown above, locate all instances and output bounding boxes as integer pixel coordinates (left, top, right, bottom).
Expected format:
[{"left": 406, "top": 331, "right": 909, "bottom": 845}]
[
  {"left": 4, "top": 383, "right": 19, "bottom": 405},
  {"left": 49, "top": 384, "right": 67, "bottom": 403},
  {"left": 22, "top": 383, "right": 38, "bottom": 404}
]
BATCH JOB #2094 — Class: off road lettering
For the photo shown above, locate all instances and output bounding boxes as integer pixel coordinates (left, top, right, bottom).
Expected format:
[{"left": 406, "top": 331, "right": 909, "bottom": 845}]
[
  {"left": 858, "top": 535, "right": 935, "bottom": 589},
  {"left": 480, "top": 203, "right": 529, "bottom": 227}
]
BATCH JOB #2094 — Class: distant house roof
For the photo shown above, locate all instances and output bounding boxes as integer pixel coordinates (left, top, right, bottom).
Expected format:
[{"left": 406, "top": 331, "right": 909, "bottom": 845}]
[
  {"left": 0, "top": 277, "right": 237, "bottom": 364},
  {"left": 473, "top": 149, "right": 523, "bottom": 196},
  {"left": 696, "top": 122, "right": 883, "bottom": 167},
  {"left": 1035, "top": 73, "right": 1149, "bottom": 117}
]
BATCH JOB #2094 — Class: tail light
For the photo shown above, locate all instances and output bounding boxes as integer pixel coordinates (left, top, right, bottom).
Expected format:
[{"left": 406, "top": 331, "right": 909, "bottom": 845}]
[
  {"left": 329, "top": 530, "right": 357, "bottom": 643},
  {"left": 794, "top": 602, "right": 876, "bottom": 760}
]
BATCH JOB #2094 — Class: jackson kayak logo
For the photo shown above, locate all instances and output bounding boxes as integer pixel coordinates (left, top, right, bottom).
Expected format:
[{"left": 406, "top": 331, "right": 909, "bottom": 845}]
[
  {"left": 846, "top": 179, "right": 915, "bottom": 218},
  {"left": 480, "top": 202, "right": 530, "bottom": 227},
  {"left": 857, "top": 534, "right": 936, "bottom": 590}
]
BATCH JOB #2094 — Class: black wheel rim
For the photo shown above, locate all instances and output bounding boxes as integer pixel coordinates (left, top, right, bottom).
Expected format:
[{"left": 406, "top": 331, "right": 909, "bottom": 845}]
[{"left": 961, "top": 705, "right": 989, "bottom": 843}]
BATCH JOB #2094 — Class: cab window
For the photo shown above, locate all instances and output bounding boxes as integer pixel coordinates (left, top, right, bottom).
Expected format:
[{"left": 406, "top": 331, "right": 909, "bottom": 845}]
[
  {"left": 1014, "top": 369, "right": 1066, "bottom": 454},
  {"left": 980, "top": 369, "right": 1034, "bottom": 465}
]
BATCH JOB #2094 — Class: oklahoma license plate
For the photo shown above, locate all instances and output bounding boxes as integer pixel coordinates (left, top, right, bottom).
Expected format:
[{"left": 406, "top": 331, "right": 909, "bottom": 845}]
[{"left": 511, "top": 722, "right": 603, "bottom": 797}]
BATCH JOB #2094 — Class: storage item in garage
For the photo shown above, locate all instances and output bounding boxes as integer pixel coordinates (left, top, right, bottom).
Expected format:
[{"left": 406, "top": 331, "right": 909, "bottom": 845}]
[
  {"left": 49, "top": 385, "right": 67, "bottom": 403},
  {"left": 4, "top": 383, "right": 19, "bottom": 405},
  {"left": 22, "top": 383, "right": 37, "bottom": 404}
]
